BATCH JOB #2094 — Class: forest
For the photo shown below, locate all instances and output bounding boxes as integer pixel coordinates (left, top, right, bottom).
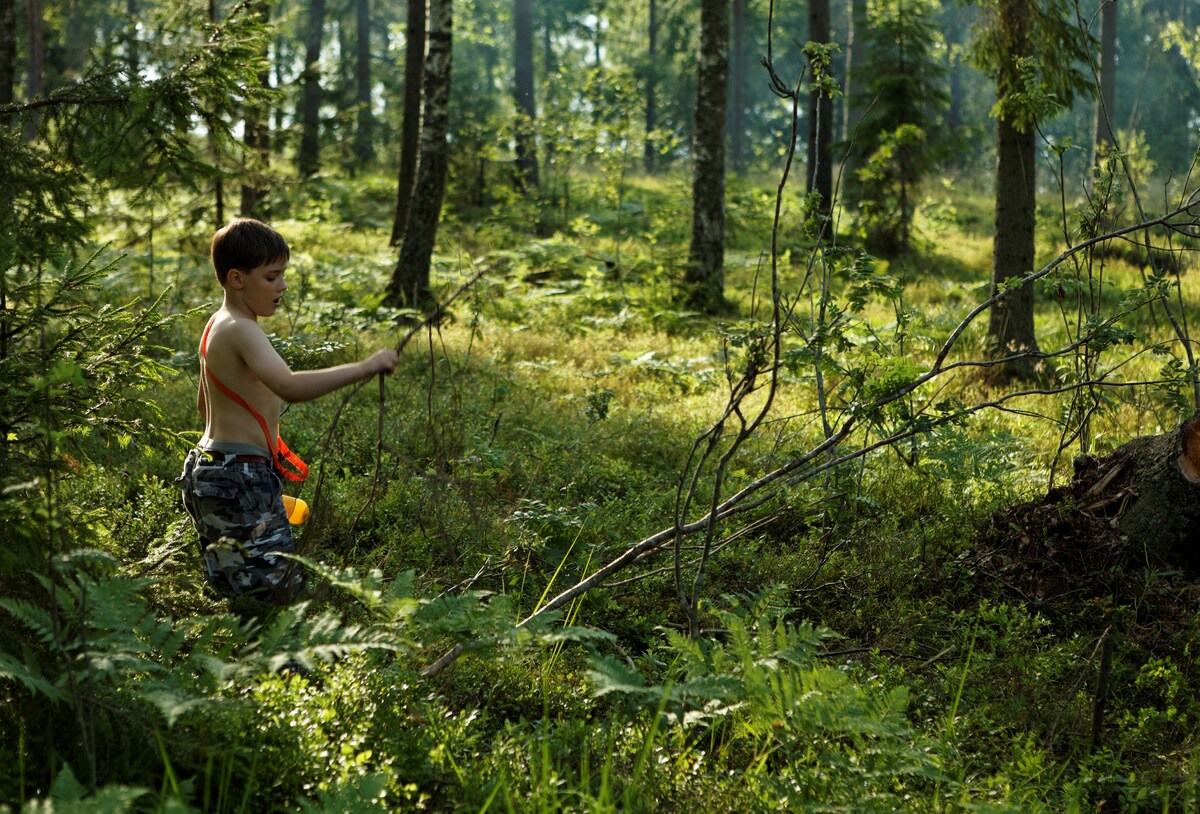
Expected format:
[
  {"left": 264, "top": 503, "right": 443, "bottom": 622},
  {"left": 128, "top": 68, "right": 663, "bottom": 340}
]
[{"left": 4, "top": 0, "right": 1200, "bottom": 810}]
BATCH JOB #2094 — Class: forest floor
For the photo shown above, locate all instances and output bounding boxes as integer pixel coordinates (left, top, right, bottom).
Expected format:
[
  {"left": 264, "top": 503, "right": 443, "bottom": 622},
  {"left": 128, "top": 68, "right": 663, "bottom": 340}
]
[{"left": 7, "top": 170, "right": 1200, "bottom": 811}]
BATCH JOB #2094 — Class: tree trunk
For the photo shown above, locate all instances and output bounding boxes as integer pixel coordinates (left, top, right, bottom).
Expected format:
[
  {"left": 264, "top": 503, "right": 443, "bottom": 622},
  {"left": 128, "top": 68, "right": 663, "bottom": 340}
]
[
  {"left": 987, "top": 0, "right": 1040, "bottom": 381},
  {"left": 974, "top": 412, "right": 1200, "bottom": 606},
  {"left": 63, "top": 0, "right": 86, "bottom": 83},
  {"left": 240, "top": 0, "right": 271, "bottom": 218},
  {"left": 685, "top": 0, "right": 729, "bottom": 313},
  {"left": 273, "top": 33, "right": 287, "bottom": 136},
  {"left": 512, "top": 0, "right": 538, "bottom": 191},
  {"left": 1091, "top": 0, "right": 1117, "bottom": 166},
  {"left": 941, "top": 2, "right": 971, "bottom": 143},
  {"left": 23, "top": 0, "right": 44, "bottom": 142},
  {"left": 337, "top": 9, "right": 353, "bottom": 94},
  {"left": 592, "top": 1, "right": 603, "bottom": 70},
  {"left": 841, "top": 0, "right": 867, "bottom": 186},
  {"left": 1116, "top": 413, "right": 1200, "bottom": 569},
  {"left": 209, "top": 0, "right": 225, "bottom": 226},
  {"left": 947, "top": 37, "right": 962, "bottom": 133},
  {"left": 805, "top": 0, "right": 832, "bottom": 215},
  {"left": 387, "top": 0, "right": 452, "bottom": 312},
  {"left": 297, "top": 0, "right": 326, "bottom": 178},
  {"left": 125, "top": 0, "right": 138, "bottom": 77},
  {"left": 390, "top": 0, "right": 426, "bottom": 246},
  {"left": 643, "top": 0, "right": 657, "bottom": 174},
  {"left": 727, "top": 0, "right": 746, "bottom": 174},
  {"left": 0, "top": 0, "right": 16, "bottom": 126},
  {"left": 542, "top": 15, "right": 556, "bottom": 171},
  {"left": 988, "top": 113, "right": 1040, "bottom": 379},
  {"left": 353, "top": 0, "right": 374, "bottom": 167}
]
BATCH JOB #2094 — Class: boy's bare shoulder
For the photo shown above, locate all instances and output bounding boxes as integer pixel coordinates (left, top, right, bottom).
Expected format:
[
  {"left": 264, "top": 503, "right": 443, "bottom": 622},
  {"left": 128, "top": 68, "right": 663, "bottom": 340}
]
[{"left": 208, "top": 310, "right": 267, "bottom": 349}]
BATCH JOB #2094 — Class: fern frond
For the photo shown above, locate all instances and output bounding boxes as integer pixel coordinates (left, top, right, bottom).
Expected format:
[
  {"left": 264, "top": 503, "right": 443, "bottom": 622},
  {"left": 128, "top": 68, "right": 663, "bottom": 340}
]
[
  {"left": 0, "top": 650, "right": 66, "bottom": 702},
  {"left": 0, "top": 597, "right": 61, "bottom": 646},
  {"left": 413, "top": 593, "right": 484, "bottom": 635}
]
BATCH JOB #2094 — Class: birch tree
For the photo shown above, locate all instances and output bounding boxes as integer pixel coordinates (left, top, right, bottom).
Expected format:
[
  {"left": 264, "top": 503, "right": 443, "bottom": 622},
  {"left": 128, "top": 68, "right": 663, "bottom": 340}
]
[{"left": 387, "top": 0, "right": 453, "bottom": 311}]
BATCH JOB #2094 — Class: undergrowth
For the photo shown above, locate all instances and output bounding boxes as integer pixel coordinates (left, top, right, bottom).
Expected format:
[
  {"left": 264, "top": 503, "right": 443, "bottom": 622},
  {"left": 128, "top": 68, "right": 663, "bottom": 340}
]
[{"left": 3, "top": 168, "right": 1200, "bottom": 813}]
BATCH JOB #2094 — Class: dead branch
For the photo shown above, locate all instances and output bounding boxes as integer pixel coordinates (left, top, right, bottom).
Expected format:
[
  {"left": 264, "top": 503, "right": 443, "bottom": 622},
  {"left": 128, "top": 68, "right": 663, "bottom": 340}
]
[{"left": 304, "top": 266, "right": 488, "bottom": 549}]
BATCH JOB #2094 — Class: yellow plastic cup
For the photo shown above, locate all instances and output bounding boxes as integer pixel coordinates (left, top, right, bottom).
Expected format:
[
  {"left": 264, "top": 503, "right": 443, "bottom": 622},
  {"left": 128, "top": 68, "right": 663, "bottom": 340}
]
[{"left": 282, "top": 495, "right": 310, "bottom": 525}]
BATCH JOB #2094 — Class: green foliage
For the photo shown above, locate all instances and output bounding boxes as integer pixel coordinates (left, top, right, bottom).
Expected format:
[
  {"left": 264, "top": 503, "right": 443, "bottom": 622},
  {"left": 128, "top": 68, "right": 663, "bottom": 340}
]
[
  {"left": 848, "top": 0, "right": 949, "bottom": 256},
  {"left": 588, "top": 590, "right": 944, "bottom": 810},
  {"left": 969, "top": 0, "right": 1094, "bottom": 130},
  {"left": 6, "top": 6, "right": 1200, "bottom": 807}
]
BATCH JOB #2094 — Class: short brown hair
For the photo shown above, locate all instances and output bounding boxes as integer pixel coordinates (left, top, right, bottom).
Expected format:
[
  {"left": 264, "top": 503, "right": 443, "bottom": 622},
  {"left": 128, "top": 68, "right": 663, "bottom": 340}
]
[{"left": 210, "top": 219, "right": 290, "bottom": 285}]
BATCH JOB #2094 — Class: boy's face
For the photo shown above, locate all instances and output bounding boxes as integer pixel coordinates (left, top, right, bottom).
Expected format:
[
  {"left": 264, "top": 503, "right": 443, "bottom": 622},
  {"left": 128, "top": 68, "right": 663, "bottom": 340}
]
[{"left": 230, "top": 258, "right": 288, "bottom": 318}]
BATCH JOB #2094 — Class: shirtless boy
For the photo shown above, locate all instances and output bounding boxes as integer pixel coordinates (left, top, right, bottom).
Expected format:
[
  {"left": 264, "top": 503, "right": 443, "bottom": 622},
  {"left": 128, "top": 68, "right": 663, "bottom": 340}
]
[{"left": 179, "top": 218, "right": 398, "bottom": 611}]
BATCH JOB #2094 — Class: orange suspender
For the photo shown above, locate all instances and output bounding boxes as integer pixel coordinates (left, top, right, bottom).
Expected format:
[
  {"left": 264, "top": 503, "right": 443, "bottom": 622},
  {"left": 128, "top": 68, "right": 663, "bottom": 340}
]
[{"left": 200, "top": 318, "right": 309, "bottom": 482}]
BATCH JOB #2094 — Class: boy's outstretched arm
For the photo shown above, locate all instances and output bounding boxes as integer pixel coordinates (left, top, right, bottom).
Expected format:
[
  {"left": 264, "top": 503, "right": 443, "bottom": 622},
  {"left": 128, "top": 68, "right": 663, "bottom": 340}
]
[{"left": 239, "top": 325, "right": 398, "bottom": 403}]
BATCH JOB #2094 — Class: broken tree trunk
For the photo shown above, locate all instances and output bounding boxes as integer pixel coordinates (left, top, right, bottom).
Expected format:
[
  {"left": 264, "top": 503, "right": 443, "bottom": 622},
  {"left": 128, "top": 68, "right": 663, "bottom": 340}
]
[
  {"left": 1111, "top": 411, "right": 1200, "bottom": 570},
  {"left": 971, "top": 411, "right": 1200, "bottom": 605}
]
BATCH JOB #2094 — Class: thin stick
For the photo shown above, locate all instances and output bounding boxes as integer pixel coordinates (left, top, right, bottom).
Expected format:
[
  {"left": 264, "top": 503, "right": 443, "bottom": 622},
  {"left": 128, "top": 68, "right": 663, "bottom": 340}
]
[{"left": 304, "top": 267, "right": 487, "bottom": 549}]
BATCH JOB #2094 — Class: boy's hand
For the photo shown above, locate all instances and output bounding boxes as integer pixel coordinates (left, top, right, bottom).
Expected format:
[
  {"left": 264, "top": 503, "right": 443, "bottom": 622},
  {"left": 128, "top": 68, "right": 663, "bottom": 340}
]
[{"left": 368, "top": 348, "right": 400, "bottom": 375}]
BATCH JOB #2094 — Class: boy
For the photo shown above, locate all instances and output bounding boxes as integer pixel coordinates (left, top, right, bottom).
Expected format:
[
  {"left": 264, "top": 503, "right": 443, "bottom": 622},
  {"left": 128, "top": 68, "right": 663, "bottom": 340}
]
[{"left": 179, "top": 218, "right": 398, "bottom": 613}]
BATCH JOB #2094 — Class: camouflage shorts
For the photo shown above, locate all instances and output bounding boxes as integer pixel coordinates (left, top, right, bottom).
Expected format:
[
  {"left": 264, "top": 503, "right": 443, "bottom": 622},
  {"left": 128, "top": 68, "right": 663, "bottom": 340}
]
[{"left": 178, "top": 447, "right": 304, "bottom": 605}]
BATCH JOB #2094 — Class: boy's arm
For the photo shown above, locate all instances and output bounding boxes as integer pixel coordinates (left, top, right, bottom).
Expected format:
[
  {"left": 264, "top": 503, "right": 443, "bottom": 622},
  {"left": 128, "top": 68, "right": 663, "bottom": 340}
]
[{"left": 237, "top": 323, "right": 398, "bottom": 403}]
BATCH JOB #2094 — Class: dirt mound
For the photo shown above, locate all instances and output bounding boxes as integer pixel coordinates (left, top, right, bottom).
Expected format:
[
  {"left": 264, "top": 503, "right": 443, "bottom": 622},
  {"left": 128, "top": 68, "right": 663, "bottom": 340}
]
[
  {"left": 968, "top": 449, "right": 1139, "bottom": 605},
  {"left": 966, "top": 421, "right": 1200, "bottom": 617}
]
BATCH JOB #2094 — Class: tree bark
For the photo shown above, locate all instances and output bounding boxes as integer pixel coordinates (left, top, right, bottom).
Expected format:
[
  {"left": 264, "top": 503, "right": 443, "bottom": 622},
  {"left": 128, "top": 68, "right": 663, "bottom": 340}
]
[
  {"left": 209, "top": 0, "right": 225, "bottom": 226},
  {"left": 387, "top": 0, "right": 452, "bottom": 312},
  {"left": 0, "top": 0, "right": 16, "bottom": 126},
  {"left": 643, "top": 0, "right": 658, "bottom": 174},
  {"left": 805, "top": 0, "right": 832, "bottom": 215},
  {"left": 1114, "top": 413, "right": 1200, "bottom": 569},
  {"left": 240, "top": 0, "right": 271, "bottom": 218},
  {"left": 23, "top": 0, "right": 44, "bottom": 141},
  {"left": 62, "top": 0, "right": 86, "bottom": 83},
  {"left": 273, "top": 32, "right": 287, "bottom": 135},
  {"left": 353, "top": 0, "right": 374, "bottom": 167},
  {"left": 125, "top": 0, "right": 138, "bottom": 77},
  {"left": 297, "top": 0, "right": 326, "bottom": 178},
  {"left": 841, "top": 0, "right": 867, "bottom": 186},
  {"left": 512, "top": 0, "right": 538, "bottom": 191},
  {"left": 390, "top": 0, "right": 426, "bottom": 246},
  {"left": 988, "top": 113, "right": 1040, "bottom": 379},
  {"left": 685, "top": 0, "right": 729, "bottom": 313},
  {"left": 1091, "top": 0, "right": 1117, "bottom": 166},
  {"left": 987, "top": 0, "right": 1041, "bottom": 381},
  {"left": 975, "top": 412, "right": 1200, "bottom": 606},
  {"left": 728, "top": 0, "right": 746, "bottom": 173}
]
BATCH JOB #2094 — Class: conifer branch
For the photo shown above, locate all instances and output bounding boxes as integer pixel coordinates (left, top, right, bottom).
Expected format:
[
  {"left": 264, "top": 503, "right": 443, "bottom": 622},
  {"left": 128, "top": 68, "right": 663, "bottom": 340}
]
[{"left": 0, "top": 0, "right": 255, "bottom": 118}]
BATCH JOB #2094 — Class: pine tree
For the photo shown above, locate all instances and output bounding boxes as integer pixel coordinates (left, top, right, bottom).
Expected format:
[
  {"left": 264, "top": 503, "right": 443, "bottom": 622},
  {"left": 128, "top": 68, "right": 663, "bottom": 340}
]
[
  {"left": 849, "top": 0, "right": 948, "bottom": 256},
  {"left": 686, "top": 0, "right": 729, "bottom": 313},
  {"left": 972, "top": 0, "right": 1091, "bottom": 381}
]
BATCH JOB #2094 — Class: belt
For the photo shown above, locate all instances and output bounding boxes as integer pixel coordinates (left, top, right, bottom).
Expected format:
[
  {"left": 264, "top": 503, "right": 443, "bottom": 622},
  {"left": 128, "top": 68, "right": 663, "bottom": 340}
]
[{"left": 206, "top": 450, "right": 272, "bottom": 466}]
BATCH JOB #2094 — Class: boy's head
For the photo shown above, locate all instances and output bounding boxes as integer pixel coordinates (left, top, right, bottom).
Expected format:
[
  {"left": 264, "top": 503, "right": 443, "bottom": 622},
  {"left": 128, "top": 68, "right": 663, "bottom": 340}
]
[{"left": 210, "top": 219, "right": 290, "bottom": 286}]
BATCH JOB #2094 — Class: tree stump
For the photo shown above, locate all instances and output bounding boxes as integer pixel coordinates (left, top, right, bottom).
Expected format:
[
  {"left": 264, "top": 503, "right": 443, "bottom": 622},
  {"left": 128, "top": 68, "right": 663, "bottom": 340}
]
[
  {"left": 1112, "top": 412, "right": 1200, "bottom": 572},
  {"left": 969, "top": 412, "right": 1200, "bottom": 606}
]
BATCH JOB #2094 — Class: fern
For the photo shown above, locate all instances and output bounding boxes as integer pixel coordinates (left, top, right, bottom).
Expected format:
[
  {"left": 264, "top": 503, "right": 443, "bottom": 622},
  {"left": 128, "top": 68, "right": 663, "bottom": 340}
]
[
  {"left": 5, "top": 764, "right": 153, "bottom": 813},
  {"left": 587, "top": 588, "right": 946, "bottom": 809},
  {"left": 0, "top": 598, "right": 61, "bottom": 649},
  {"left": 0, "top": 650, "right": 65, "bottom": 703}
]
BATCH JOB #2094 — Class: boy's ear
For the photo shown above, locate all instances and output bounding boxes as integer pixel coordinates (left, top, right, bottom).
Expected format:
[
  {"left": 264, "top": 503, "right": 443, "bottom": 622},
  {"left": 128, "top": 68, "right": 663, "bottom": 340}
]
[{"left": 228, "top": 268, "right": 245, "bottom": 289}]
